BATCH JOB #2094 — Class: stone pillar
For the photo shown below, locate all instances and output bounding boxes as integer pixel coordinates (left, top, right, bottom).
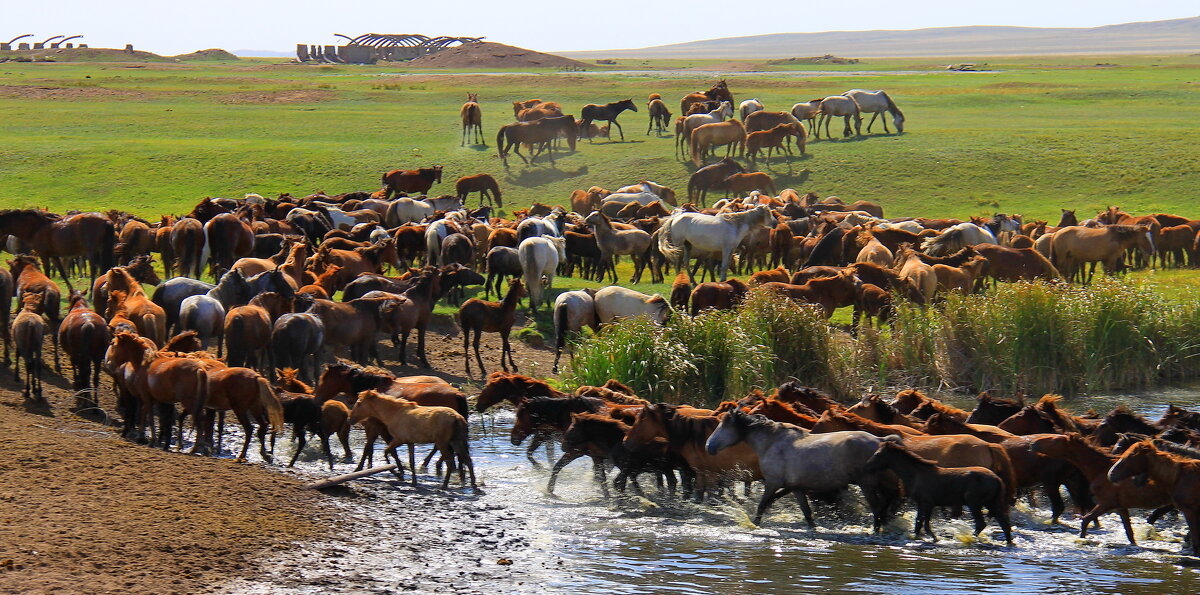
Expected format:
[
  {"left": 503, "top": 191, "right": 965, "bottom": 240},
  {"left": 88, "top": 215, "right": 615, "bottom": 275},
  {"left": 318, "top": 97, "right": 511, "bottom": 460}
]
[{"left": 296, "top": 44, "right": 310, "bottom": 61}]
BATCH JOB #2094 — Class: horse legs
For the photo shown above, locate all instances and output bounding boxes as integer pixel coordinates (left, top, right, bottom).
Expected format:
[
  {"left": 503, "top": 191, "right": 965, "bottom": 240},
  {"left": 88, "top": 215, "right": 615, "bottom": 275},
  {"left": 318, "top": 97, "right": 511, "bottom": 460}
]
[
  {"left": 473, "top": 330, "right": 486, "bottom": 375},
  {"left": 235, "top": 410, "right": 255, "bottom": 462},
  {"left": 592, "top": 456, "right": 610, "bottom": 498},
  {"left": 525, "top": 434, "right": 545, "bottom": 468},
  {"left": 288, "top": 423, "right": 306, "bottom": 467},
  {"left": 866, "top": 112, "right": 879, "bottom": 133},
  {"left": 417, "top": 327, "right": 430, "bottom": 368},
  {"left": 1118, "top": 508, "right": 1138, "bottom": 545},
  {"left": 408, "top": 443, "right": 418, "bottom": 487},
  {"left": 501, "top": 330, "right": 517, "bottom": 372},
  {"left": 547, "top": 450, "right": 584, "bottom": 494},
  {"left": 462, "top": 327, "right": 473, "bottom": 377},
  {"left": 612, "top": 119, "right": 625, "bottom": 142},
  {"left": 752, "top": 485, "right": 788, "bottom": 525}
]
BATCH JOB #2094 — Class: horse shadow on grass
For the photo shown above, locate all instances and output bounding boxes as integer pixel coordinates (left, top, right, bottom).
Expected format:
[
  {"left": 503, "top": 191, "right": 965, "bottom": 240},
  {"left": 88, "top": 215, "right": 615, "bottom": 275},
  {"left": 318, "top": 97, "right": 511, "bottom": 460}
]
[{"left": 504, "top": 165, "right": 589, "bottom": 188}]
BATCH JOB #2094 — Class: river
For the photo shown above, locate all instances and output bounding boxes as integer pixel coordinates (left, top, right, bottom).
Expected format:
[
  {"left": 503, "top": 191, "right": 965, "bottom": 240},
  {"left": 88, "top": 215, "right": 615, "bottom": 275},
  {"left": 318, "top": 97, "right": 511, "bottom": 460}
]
[{"left": 229, "top": 387, "right": 1200, "bottom": 594}]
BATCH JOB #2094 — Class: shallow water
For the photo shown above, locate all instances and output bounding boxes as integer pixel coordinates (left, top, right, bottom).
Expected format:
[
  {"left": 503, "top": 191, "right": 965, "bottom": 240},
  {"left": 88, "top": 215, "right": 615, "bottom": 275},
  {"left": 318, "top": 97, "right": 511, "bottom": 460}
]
[{"left": 234, "top": 386, "right": 1200, "bottom": 593}]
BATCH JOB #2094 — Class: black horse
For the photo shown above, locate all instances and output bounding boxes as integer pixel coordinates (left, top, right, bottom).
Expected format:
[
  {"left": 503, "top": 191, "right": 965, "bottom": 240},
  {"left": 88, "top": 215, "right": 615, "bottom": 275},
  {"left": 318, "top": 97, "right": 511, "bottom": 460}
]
[{"left": 580, "top": 99, "right": 638, "bottom": 142}]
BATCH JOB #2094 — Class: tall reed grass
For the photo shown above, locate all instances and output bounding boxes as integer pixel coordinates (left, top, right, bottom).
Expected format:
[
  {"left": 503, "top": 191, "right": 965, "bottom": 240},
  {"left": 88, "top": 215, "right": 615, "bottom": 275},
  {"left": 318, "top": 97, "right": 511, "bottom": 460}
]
[{"left": 564, "top": 279, "right": 1200, "bottom": 405}]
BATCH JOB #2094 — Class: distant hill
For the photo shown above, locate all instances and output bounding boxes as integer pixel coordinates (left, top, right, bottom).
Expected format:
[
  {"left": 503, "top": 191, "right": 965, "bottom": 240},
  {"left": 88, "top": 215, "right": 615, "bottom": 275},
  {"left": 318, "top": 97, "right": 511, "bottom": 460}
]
[
  {"left": 562, "top": 16, "right": 1200, "bottom": 59},
  {"left": 173, "top": 49, "right": 239, "bottom": 61},
  {"left": 233, "top": 49, "right": 293, "bottom": 58}
]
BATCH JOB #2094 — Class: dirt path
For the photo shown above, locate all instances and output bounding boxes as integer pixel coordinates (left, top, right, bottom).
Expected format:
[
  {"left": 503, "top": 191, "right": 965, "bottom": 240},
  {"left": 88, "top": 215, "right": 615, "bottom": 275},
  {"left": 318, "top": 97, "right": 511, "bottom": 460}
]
[{"left": 0, "top": 322, "right": 556, "bottom": 593}]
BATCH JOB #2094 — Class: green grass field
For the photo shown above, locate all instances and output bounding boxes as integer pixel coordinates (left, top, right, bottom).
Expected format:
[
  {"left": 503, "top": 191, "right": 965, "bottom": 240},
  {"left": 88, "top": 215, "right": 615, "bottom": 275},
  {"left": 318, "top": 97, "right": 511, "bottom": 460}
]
[{"left": 2, "top": 54, "right": 1198, "bottom": 223}]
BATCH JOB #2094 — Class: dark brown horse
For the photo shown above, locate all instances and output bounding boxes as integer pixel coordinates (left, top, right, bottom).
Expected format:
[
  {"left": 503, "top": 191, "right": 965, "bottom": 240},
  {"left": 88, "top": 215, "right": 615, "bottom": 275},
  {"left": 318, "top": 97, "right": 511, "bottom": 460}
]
[
  {"left": 457, "top": 279, "right": 526, "bottom": 376},
  {"left": 59, "top": 290, "right": 111, "bottom": 407},
  {"left": 0, "top": 209, "right": 114, "bottom": 290},
  {"left": 381, "top": 166, "right": 443, "bottom": 199},
  {"left": 687, "top": 157, "right": 746, "bottom": 207},
  {"left": 12, "top": 294, "right": 47, "bottom": 403},
  {"left": 580, "top": 99, "right": 637, "bottom": 141},
  {"left": 203, "top": 212, "right": 255, "bottom": 277},
  {"left": 9, "top": 255, "right": 61, "bottom": 370},
  {"left": 680, "top": 80, "right": 733, "bottom": 115},
  {"left": 455, "top": 174, "right": 502, "bottom": 208}
]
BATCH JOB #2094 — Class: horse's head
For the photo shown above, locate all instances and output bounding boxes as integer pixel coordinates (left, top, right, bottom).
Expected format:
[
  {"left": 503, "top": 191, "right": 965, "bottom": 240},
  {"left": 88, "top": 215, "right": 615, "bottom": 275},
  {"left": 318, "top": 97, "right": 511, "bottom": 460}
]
[
  {"left": 705, "top": 407, "right": 751, "bottom": 455},
  {"left": 1108, "top": 440, "right": 1156, "bottom": 486},
  {"left": 313, "top": 363, "right": 351, "bottom": 401},
  {"left": 348, "top": 390, "right": 380, "bottom": 425}
]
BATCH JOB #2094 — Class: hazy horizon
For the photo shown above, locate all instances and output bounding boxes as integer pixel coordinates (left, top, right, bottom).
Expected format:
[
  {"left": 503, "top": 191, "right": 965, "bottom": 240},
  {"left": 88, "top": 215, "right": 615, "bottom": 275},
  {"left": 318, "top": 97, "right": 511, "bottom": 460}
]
[{"left": 4, "top": 2, "right": 1196, "bottom": 56}]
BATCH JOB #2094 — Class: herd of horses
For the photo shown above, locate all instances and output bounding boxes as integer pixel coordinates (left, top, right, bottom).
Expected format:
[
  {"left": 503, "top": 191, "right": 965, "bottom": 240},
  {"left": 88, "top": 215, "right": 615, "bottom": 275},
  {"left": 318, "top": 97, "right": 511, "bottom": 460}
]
[
  {"left": 478, "top": 371, "right": 1200, "bottom": 550},
  {"left": 468, "top": 80, "right": 904, "bottom": 174}
]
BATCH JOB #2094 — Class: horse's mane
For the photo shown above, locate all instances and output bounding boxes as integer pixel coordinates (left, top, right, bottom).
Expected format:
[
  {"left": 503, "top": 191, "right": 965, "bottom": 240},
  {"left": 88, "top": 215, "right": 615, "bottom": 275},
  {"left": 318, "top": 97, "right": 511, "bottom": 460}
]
[
  {"left": 1129, "top": 440, "right": 1200, "bottom": 466},
  {"left": 524, "top": 396, "right": 605, "bottom": 426},
  {"left": 328, "top": 361, "right": 399, "bottom": 393},
  {"left": 488, "top": 371, "right": 562, "bottom": 398},
  {"left": 163, "top": 330, "right": 202, "bottom": 352},
  {"left": 877, "top": 441, "right": 940, "bottom": 468},
  {"left": 1103, "top": 405, "right": 1156, "bottom": 429},
  {"left": 775, "top": 381, "right": 840, "bottom": 411},
  {"left": 1151, "top": 438, "right": 1200, "bottom": 461},
  {"left": 863, "top": 396, "right": 911, "bottom": 424},
  {"left": 977, "top": 391, "right": 1024, "bottom": 409},
  {"left": 823, "top": 409, "right": 894, "bottom": 433},
  {"left": 1035, "top": 395, "right": 1079, "bottom": 433},
  {"left": 571, "top": 411, "right": 630, "bottom": 432},
  {"left": 0, "top": 208, "right": 60, "bottom": 222},
  {"left": 924, "top": 411, "right": 969, "bottom": 432},
  {"left": 920, "top": 226, "right": 964, "bottom": 252},
  {"left": 1105, "top": 224, "right": 1147, "bottom": 238},
  {"left": 912, "top": 400, "right": 968, "bottom": 422},
  {"left": 601, "top": 378, "right": 636, "bottom": 396}
]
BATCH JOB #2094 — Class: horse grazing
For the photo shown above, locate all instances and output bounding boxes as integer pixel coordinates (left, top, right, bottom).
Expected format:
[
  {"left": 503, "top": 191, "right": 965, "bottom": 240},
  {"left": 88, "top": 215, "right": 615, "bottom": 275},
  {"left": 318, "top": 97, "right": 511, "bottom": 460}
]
[
  {"left": 497, "top": 118, "right": 574, "bottom": 166},
  {"left": 864, "top": 442, "right": 1012, "bottom": 542},
  {"left": 706, "top": 409, "right": 896, "bottom": 529},
  {"left": 59, "top": 291, "right": 111, "bottom": 406},
  {"left": 12, "top": 294, "right": 47, "bottom": 403},
  {"left": 658, "top": 205, "right": 774, "bottom": 283},
  {"left": 647, "top": 98, "right": 672, "bottom": 135},
  {"left": 1109, "top": 440, "right": 1200, "bottom": 552},
  {"left": 460, "top": 92, "right": 484, "bottom": 146},
  {"left": 458, "top": 279, "right": 527, "bottom": 376},
  {"left": 689, "top": 278, "right": 748, "bottom": 316},
  {"left": 381, "top": 166, "right": 443, "bottom": 199},
  {"left": 455, "top": 174, "right": 502, "bottom": 208},
  {"left": 687, "top": 158, "right": 746, "bottom": 207},
  {"left": 747, "top": 123, "right": 803, "bottom": 163},
  {"left": 680, "top": 80, "right": 734, "bottom": 115},
  {"left": 580, "top": 99, "right": 637, "bottom": 141},
  {"left": 723, "top": 172, "right": 776, "bottom": 197},
  {"left": 843, "top": 90, "right": 904, "bottom": 134},
  {"left": 350, "top": 390, "right": 476, "bottom": 488}
]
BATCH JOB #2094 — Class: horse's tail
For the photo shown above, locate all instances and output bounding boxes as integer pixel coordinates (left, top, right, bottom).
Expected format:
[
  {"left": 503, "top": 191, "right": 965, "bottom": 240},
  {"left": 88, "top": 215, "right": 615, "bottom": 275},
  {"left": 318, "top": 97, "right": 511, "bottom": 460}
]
[
  {"left": 987, "top": 443, "right": 1019, "bottom": 503},
  {"left": 257, "top": 375, "right": 285, "bottom": 433},
  {"left": 199, "top": 220, "right": 212, "bottom": 276},
  {"left": 553, "top": 296, "right": 569, "bottom": 367},
  {"left": 190, "top": 364, "right": 209, "bottom": 437},
  {"left": 880, "top": 91, "right": 904, "bottom": 121},
  {"left": 689, "top": 128, "right": 703, "bottom": 167},
  {"left": 496, "top": 126, "right": 508, "bottom": 159},
  {"left": 657, "top": 217, "right": 684, "bottom": 264},
  {"left": 101, "top": 220, "right": 116, "bottom": 272},
  {"left": 518, "top": 243, "right": 541, "bottom": 308}
]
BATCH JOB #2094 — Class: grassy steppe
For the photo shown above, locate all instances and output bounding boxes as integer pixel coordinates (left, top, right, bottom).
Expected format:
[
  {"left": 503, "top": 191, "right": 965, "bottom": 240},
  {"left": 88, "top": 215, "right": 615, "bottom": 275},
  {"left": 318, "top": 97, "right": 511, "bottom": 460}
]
[{"left": 1, "top": 55, "right": 1198, "bottom": 222}]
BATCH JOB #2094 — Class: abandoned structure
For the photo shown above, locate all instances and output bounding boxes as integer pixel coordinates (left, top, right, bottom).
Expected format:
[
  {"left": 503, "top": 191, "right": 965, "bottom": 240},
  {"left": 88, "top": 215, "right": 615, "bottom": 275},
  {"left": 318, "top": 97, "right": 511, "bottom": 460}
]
[{"left": 296, "top": 33, "right": 483, "bottom": 64}]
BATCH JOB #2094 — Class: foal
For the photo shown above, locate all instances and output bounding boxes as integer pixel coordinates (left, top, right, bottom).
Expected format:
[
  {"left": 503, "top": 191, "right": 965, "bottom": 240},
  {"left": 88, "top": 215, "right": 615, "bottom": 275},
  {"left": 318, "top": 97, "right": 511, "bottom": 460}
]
[
  {"left": 457, "top": 279, "right": 527, "bottom": 376},
  {"left": 12, "top": 293, "right": 47, "bottom": 402}
]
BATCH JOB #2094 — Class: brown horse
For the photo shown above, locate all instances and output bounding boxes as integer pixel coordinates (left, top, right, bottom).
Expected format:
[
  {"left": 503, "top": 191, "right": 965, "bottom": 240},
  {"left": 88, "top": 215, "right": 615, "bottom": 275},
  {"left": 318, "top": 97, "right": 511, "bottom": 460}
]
[
  {"left": 350, "top": 390, "right": 476, "bottom": 488},
  {"left": 12, "top": 294, "right": 47, "bottom": 403},
  {"left": 1109, "top": 440, "right": 1200, "bottom": 552},
  {"left": 367, "top": 269, "right": 441, "bottom": 367},
  {"left": 59, "top": 290, "right": 111, "bottom": 406},
  {"left": 680, "top": 80, "right": 733, "bottom": 115},
  {"left": 457, "top": 279, "right": 526, "bottom": 376},
  {"left": 460, "top": 92, "right": 484, "bottom": 146},
  {"left": 624, "top": 403, "right": 761, "bottom": 501},
  {"left": 170, "top": 217, "right": 207, "bottom": 278},
  {"left": 381, "top": 166, "right": 443, "bottom": 199},
  {"left": 812, "top": 409, "right": 923, "bottom": 437},
  {"left": 314, "top": 239, "right": 402, "bottom": 289},
  {"left": 203, "top": 367, "right": 285, "bottom": 462},
  {"left": 455, "top": 174, "right": 502, "bottom": 208},
  {"left": 687, "top": 158, "right": 746, "bottom": 207},
  {"left": 1051, "top": 224, "right": 1154, "bottom": 283},
  {"left": 688, "top": 278, "right": 748, "bottom": 316},
  {"left": 973, "top": 244, "right": 1060, "bottom": 283},
  {"left": 92, "top": 255, "right": 160, "bottom": 318},
  {"left": 1033, "top": 434, "right": 1171, "bottom": 545},
  {"left": 312, "top": 361, "right": 461, "bottom": 414},
  {"left": 103, "top": 266, "right": 167, "bottom": 347},
  {"left": 723, "top": 172, "right": 776, "bottom": 197},
  {"left": 690, "top": 119, "right": 745, "bottom": 166},
  {"left": 9, "top": 255, "right": 61, "bottom": 369},
  {"left": 0, "top": 209, "right": 114, "bottom": 290},
  {"left": 203, "top": 212, "right": 255, "bottom": 277},
  {"left": 497, "top": 118, "right": 575, "bottom": 166},
  {"left": 297, "top": 265, "right": 341, "bottom": 300},
  {"left": 647, "top": 98, "right": 672, "bottom": 135},
  {"left": 758, "top": 269, "right": 859, "bottom": 318},
  {"left": 747, "top": 398, "right": 818, "bottom": 428},
  {"left": 104, "top": 332, "right": 209, "bottom": 451},
  {"left": 224, "top": 292, "right": 292, "bottom": 371}
]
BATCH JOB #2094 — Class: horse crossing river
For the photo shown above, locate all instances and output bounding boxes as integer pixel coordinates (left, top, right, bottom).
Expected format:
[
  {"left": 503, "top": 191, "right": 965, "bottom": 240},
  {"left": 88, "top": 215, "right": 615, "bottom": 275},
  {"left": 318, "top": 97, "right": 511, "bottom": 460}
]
[{"left": 229, "top": 388, "right": 1200, "bottom": 594}]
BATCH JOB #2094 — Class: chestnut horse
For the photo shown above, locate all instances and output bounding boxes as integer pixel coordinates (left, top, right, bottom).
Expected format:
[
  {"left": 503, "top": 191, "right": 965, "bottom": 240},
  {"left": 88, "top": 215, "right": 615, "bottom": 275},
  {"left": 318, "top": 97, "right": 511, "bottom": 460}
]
[
  {"left": 0, "top": 209, "right": 114, "bottom": 290},
  {"left": 59, "top": 290, "right": 111, "bottom": 406},
  {"left": 381, "top": 166, "right": 443, "bottom": 199},
  {"left": 104, "top": 332, "right": 209, "bottom": 452},
  {"left": 9, "top": 255, "right": 62, "bottom": 369},
  {"left": 1109, "top": 440, "right": 1200, "bottom": 552},
  {"left": 460, "top": 92, "right": 484, "bottom": 146},
  {"left": 12, "top": 294, "right": 47, "bottom": 403},
  {"left": 455, "top": 174, "right": 502, "bottom": 208},
  {"left": 457, "top": 279, "right": 526, "bottom": 376}
]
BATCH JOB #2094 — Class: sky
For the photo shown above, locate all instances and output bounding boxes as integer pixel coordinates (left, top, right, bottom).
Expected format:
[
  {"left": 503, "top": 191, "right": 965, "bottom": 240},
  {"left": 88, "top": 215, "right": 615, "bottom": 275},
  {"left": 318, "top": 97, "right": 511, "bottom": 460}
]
[{"left": 5, "top": 1, "right": 1196, "bottom": 55}]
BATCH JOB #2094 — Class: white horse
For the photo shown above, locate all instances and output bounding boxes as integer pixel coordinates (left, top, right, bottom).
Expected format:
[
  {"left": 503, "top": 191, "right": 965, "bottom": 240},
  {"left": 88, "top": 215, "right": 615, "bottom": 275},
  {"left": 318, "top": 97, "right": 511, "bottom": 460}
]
[
  {"left": 791, "top": 100, "right": 822, "bottom": 134},
  {"left": 385, "top": 197, "right": 434, "bottom": 226},
  {"left": 920, "top": 222, "right": 997, "bottom": 256},
  {"left": 678, "top": 101, "right": 733, "bottom": 157},
  {"left": 518, "top": 235, "right": 565, "bottom": 314},
  {"left": 657, "top": 205, "right": 775, "bottom": 282},
  {"left": 873, "top": 220, "right": 925, "bottom": 234},
  {"left": 593, "top": 286, "right": 669, "bottom": 325},
  {"left": 178, "top": 269, "right": 251, "bottom": 357},
  {"left": 552, "top": 288, "right": 598, "bottom": 373},
  {"left": 739, "top": 98, "right": 764, "bottom": 121},
  {"left": 815, "top": 96, "right": 862, "bottom": 138},
  {"left": 843, "top": 89, "right": 905, "bottom": 134},
  {"left": 424, "top": 217, "right": 462, "bottom": 266},
  {"left": 615, "top": 181, "right": 676, "bottom": 205},
  {"left": 516, "top": 210, "right": 565, "bottom": 242}
]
